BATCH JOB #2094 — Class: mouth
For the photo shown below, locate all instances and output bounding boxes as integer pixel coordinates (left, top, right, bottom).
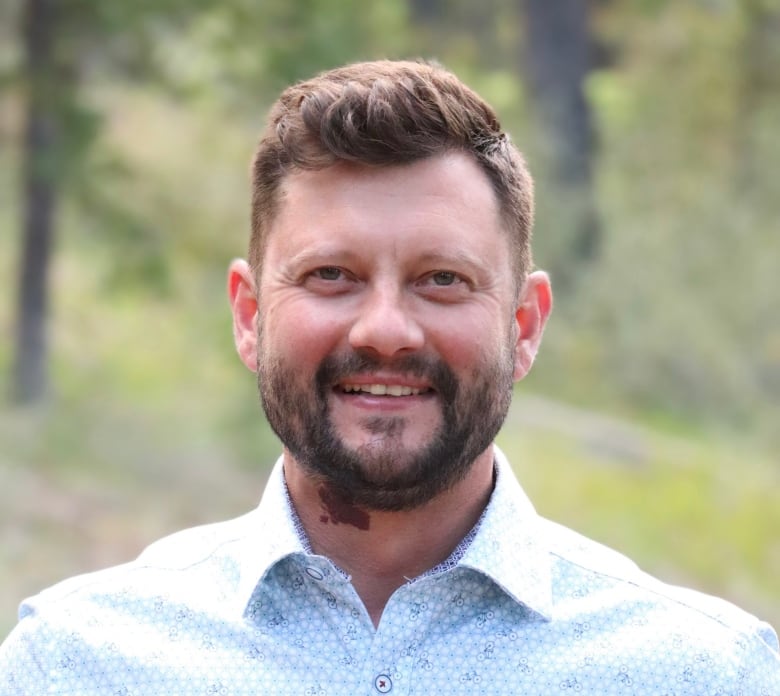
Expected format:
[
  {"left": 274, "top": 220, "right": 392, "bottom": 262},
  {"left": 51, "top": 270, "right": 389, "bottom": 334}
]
[{"left": 339, "top": 383, "right": 433, "bottom": 397}]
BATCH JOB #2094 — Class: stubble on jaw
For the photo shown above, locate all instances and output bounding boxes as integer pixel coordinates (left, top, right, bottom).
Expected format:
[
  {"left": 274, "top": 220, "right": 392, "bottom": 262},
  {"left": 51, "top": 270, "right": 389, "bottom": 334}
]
[
  {"left": 361, "top": 416, "right": 405, "bottom": 437},
  {"left": 256, "top": 345, "right": 515, "bottom": 513}
]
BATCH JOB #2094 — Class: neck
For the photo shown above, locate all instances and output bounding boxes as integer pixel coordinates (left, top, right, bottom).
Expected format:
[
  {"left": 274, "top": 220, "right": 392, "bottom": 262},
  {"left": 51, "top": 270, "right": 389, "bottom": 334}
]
[{"left": 283, "top": 447, "right": 496, "bottom": 627}]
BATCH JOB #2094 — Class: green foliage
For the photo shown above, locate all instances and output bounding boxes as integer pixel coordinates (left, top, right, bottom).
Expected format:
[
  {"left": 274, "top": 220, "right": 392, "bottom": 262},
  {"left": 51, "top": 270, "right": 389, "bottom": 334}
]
[
  {"left": 1, "top": 0, "right": 778, "bottom": 640},
  {"left": 524, "top": 0, "right": 780, "bottom": 441},
  {"left": 153, "top": 0, "right": 410, "bottom": 102}
]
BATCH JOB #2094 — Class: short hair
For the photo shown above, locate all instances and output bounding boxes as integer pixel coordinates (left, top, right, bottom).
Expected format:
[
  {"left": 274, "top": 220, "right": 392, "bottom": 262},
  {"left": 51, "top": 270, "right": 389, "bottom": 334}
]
[{"left": 249, "top": 60, "right": 534, "bottom": 282}]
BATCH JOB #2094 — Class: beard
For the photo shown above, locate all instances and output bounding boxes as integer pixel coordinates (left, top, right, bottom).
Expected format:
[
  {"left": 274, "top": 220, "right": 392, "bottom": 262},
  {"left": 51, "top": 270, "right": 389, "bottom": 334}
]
[{"left": 257, "top": 343, "right": 515, "bottom": 512}]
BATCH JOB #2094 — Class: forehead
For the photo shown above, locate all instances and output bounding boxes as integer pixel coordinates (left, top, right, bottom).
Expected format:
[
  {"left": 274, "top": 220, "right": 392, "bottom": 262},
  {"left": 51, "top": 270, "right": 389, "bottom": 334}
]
[
  {"left": 279, "top": 153, "right": 496, "bottom": 211},
  {"left": 265, "top": 153, "right": 509, "bottom": 261}
]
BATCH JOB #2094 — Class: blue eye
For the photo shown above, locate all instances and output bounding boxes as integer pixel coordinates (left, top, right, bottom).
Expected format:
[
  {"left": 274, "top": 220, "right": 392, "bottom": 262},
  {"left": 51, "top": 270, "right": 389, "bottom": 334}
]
[
  {"left": 315, "top": 267, "right": 342, "bottom": 281},
  {"left": 431, "top": 271, "right": 457, "bottom": 286}
]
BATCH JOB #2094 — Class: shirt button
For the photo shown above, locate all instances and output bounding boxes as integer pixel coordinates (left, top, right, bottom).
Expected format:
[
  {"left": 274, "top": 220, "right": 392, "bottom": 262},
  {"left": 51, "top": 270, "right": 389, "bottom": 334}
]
[
  {"left": 374, "top": 674, "right": 392, "bottom": 693},
  {"left": 304, "top": 566, "right": 324, "bottom": 581}
]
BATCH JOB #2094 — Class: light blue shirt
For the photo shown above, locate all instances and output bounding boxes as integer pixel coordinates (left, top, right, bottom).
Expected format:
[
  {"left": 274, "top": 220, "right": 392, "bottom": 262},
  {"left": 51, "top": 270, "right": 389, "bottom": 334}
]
[{"left": 1, "top": 449, "right": 778, "bottom": 695}]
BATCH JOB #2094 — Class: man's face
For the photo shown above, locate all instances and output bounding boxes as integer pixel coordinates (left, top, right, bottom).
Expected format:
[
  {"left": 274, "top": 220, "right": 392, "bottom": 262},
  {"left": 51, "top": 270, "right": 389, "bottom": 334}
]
[{"left": 236, "top": 153, "right": 546, "bottom": 510}]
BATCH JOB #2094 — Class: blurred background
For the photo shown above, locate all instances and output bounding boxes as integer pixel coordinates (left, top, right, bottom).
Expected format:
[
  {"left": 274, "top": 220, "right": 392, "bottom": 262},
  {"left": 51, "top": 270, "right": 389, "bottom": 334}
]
[{"left": 0, "top": 0, "right": 778, "bottom": 637}]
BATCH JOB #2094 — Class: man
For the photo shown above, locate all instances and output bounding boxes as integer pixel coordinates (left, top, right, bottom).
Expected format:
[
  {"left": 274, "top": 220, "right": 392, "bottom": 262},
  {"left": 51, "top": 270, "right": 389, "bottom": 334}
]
[{"left": 1, "top": 60, "right": 778, "bottom": 695}]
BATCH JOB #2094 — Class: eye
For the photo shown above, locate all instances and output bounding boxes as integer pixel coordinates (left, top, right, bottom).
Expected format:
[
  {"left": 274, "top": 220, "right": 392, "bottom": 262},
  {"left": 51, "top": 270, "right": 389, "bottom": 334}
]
[
  {"left": 417, "top": 270, "right": 470, "bottom": 301},
  {"left": 303, "top": 265, "right": 356, "bottom": 295},
  {"left": 313, "top": 266, "right": 343, "bottom": 281},
  {"left": 430, "top": 271, "right": 458, "bottom": 286}
]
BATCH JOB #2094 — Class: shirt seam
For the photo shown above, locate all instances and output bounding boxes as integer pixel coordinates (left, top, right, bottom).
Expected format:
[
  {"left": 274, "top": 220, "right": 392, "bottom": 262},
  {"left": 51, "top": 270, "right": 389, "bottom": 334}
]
[{"left": 549, "top": 550, "right": 768, "bottom": 645}]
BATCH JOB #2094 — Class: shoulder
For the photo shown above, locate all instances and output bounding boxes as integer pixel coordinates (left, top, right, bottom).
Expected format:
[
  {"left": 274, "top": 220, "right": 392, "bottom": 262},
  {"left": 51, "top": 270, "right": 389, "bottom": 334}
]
[
  {"left": 5, "top": 510, "right": 260, "bottom": 646},
  {"left": 135, "top": 509, "right": 258, "bottom": 568},
  {"left": 0, "top": 511, "right": 259, "bottom": 692},
  {"left": 541, "top": 515, "right": 769, "bottom": 630},
  {"left": 537, "top": 516, "right": 780, "bottom": 683}
]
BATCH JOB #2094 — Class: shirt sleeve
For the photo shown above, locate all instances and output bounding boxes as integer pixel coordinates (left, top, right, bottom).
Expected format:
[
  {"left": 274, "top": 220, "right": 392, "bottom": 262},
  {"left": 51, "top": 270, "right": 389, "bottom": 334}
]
[{"left": 735, "top": 619, "right": 780, "bottom": 693}]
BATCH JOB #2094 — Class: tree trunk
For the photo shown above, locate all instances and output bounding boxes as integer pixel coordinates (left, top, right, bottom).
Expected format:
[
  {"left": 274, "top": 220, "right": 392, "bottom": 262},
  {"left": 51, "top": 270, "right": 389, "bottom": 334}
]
[
  {"left": 409, "top": 0, "right": 442, "bottom": 23},
  {"left": 523, "top": 0, "right": 600, "bottom": 284},
  {"left": 734, "top": 0, "right": 780, "bottom": 196},
  {"left": 11, "top": 0, "right": 58, "bottom": 404}
]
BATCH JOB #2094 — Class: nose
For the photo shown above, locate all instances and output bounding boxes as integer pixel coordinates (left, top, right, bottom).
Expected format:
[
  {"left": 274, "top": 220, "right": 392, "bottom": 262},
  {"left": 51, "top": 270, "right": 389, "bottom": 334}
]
[{"left": 348, "top": 285, "right": 424, "bottom": 357}]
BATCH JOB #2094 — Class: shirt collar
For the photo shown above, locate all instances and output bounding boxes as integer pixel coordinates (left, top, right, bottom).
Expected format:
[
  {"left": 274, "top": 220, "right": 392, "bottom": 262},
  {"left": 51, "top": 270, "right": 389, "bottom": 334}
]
[
  {"left": 235, "top": 447, "right": 552, "bottom": 621},
  {"left": 234, "top": 455, "right": 306, "bottom": 613},
  {"left": 457, "top": 446, "right": 552, "bottom": 621}
]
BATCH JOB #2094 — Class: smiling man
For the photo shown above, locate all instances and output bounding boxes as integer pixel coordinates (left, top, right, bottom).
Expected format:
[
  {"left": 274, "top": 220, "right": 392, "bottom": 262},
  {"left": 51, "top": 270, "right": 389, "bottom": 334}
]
[
  {"left": 229, "top": 151, "right": 545, "bottom": 625},
  {"left": 1, "top": 60, "right": 778, "bottom": 695}
]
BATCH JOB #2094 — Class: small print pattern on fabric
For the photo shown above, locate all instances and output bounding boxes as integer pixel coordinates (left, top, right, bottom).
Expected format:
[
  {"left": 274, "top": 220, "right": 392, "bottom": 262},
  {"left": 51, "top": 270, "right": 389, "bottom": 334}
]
[{"left": 1, "top": 450, "right": 778, "bottom": 695}]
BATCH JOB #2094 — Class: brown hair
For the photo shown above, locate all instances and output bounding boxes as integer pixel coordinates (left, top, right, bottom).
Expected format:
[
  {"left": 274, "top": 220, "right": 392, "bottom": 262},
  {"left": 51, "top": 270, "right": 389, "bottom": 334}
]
[{"left": 249, "top": 60, "right": 534, "bottom": 281}]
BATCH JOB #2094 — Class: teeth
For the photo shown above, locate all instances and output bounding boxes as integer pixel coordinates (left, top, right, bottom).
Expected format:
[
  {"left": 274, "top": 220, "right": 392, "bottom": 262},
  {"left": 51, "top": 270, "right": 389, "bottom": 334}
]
[{"left": 342, "top": 384, "right": 424, "bottom": 396}]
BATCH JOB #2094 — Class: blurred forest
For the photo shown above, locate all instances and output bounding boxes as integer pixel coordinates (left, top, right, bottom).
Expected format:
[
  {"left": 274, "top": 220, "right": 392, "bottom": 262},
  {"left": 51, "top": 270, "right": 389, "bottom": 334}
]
[{"left": 0, "top": 0, "right": 778, "bottom": 637}]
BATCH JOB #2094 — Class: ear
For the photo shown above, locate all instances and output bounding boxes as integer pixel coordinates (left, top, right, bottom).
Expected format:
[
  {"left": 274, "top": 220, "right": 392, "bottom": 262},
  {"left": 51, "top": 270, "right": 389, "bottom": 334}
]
[
  {"left": 513, "top": 271, "right": 553, "bottom": 381},
  {"left": 227, "top": 259, "right": 259, "bottom": 372}
]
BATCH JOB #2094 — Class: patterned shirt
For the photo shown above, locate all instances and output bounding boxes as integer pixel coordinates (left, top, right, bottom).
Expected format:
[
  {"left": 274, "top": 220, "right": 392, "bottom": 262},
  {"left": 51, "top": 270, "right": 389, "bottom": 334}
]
[{"left": 1, "top": 449, "right": 778, "bottom": 695}]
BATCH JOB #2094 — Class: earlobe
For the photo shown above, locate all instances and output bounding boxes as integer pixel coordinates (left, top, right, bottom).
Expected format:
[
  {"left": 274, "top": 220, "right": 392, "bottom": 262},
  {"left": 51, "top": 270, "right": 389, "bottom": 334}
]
[
  {"left": 227, "top": 259, "right": 259, "bottom": 372},
  {"left": 513, "top": 271, "right": 553, "bottom": 381}
]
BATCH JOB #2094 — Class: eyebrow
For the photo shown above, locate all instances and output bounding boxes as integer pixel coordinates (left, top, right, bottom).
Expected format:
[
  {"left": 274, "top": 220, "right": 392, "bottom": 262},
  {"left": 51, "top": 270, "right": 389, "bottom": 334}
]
[
  {"left": 284, "top": 247, "right": 363, "bottom": 269},
  {"left": 282, "top": 246, "right": 490, "bottom": 275},
  {"left": 412, "top": 250, "right": 485, "bottom": 268}
]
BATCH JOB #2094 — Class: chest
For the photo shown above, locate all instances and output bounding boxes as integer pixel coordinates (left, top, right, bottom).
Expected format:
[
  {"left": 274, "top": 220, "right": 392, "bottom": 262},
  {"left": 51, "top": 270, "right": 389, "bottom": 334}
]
[{"left": 65, "top": 573, "right": 733, "bottom": 695}]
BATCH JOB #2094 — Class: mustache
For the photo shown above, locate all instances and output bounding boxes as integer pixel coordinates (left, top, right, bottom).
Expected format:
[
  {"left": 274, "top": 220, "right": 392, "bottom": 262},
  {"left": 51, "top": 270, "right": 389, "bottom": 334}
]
[{"left": 314, "top": 351, "right": 458, "bottom": 402}]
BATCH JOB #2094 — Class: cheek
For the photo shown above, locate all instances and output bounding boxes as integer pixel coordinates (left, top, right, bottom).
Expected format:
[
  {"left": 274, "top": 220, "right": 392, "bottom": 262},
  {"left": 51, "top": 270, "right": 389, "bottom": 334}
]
[
  {"left": 261, "top": 299, "right": 346, "bottom": 363},
  {"left": 426, "top": 309, "right": 510, "bottom": 369}
]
